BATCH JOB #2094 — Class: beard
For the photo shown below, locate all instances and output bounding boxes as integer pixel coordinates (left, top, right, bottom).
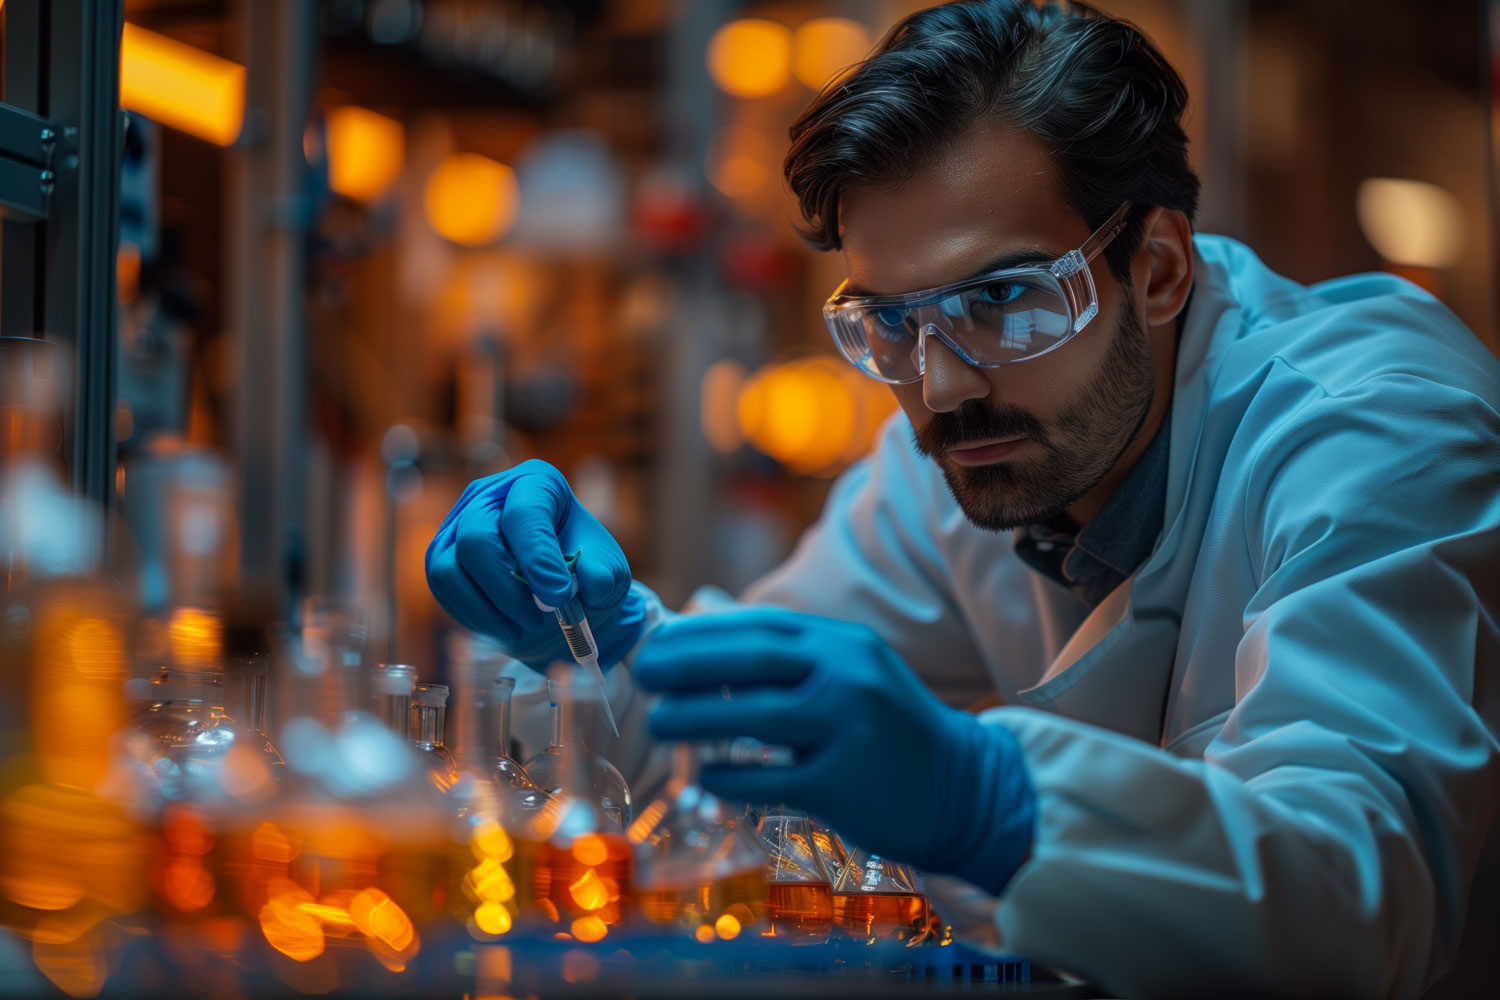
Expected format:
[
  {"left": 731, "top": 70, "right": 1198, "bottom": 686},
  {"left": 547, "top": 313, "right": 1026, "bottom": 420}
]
[{"left": 912, "top": 292, "right": 1156, "bottom": 532}]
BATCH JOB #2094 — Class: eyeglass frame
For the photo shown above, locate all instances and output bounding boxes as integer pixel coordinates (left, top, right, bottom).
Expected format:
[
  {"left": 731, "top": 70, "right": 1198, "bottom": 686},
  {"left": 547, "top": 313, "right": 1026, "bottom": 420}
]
[{"left": 821, "top": 202, "right": 1137, "bottom": 385}]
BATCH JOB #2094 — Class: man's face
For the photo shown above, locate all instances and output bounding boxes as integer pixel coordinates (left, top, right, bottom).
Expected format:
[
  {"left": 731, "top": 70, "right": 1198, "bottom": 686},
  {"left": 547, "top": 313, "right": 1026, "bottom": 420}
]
[{"left": 839, "top": 125, "right": 1156, "bottom": 531}]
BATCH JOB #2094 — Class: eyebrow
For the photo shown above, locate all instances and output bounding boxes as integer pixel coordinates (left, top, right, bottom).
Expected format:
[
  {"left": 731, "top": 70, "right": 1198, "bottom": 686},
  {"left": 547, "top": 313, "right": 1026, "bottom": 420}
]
[{"left": 842, "top": 249, "right": 1056, "bottom": 298}]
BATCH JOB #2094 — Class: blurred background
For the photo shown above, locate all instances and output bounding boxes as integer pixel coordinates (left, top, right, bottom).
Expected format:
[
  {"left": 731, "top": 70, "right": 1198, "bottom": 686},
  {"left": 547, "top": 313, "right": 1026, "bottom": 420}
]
[{"left": 3, "top": 0, "right": 1498, "bottom": 672}]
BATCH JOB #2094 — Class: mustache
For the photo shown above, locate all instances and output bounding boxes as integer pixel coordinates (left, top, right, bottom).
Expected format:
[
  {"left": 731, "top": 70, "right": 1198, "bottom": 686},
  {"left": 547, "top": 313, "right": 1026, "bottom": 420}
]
[{"left": 913, "top": 401, "right": 1048, "bottom": 457}]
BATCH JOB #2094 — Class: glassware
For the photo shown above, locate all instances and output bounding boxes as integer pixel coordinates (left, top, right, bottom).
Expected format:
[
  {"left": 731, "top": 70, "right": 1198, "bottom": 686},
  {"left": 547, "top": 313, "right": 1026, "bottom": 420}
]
[
  {"left": 371, "top": 662, "right": 417, "bottom": 739},
  {"left": 632, "top": 746, "right": 771, "bottom": 941},
  {"left": 491, "top": 675, "right": 544, "bottom": 798},
  {"left": 522, "top": 664, "right": 633, "bottom": 938},
  {"left": 410, "top": 682, "right": 460, "bottom": 792},
  {"left": 809, "top": 819, "right": 849, "bottom": 885},
  {"left": 756, "top": 807, "right": 834, "bottom": 944},
  {"left": 831, "top": 847, "right": 933, "bottom": 945},
  {"left": 523, "top": 676, "right": 631, "bottom": 828}
]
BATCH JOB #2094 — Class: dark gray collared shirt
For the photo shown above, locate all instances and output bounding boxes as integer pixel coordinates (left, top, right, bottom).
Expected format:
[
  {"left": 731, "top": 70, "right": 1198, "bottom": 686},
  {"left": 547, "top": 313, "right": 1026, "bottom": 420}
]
[{"left": 1013, "top": 414, "right": 1171, "bottom": 610}]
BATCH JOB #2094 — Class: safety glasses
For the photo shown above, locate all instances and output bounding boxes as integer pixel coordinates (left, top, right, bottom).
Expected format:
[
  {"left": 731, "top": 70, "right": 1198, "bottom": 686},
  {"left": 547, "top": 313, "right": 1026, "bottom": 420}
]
[{"left": 822, "top": 203, "right": 1134, "bottom": 384}]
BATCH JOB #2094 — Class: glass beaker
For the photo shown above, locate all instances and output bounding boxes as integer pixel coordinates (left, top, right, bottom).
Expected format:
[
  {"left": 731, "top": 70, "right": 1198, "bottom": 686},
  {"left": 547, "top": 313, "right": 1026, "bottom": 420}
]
[
  {"left": 518, "top": 664, "right": 633, "bottom": 938},
  {"left": 757, "top": 807, "right": 834, "bottom": 944},
  {"left": 371, "top": 663, "right": 417, "bottom": 739},
  {"left": 831, "top": 847, "right": 933, "bottom": 945},
  {"left": 410, "top": 682, "right": 460, "bottom": 792},
  {"left": 631, "top": 746, "right": 770, "bottom": 941},
  {"left": 523, "top": 675, "right": 631, "bottom": 829}
]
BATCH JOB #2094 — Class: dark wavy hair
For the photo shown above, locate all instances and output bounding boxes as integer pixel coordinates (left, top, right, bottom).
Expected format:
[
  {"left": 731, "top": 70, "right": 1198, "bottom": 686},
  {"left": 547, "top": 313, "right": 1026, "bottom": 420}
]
[{"left": 784, "top": 0, "right": 1200, "bottom": 282}]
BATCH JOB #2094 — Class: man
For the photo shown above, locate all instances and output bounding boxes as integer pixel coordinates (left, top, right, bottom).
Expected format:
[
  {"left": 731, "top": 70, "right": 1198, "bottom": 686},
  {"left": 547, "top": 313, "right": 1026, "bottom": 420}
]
[{"left": 426, "top": 1, "right": 1499, "bottom": 995}]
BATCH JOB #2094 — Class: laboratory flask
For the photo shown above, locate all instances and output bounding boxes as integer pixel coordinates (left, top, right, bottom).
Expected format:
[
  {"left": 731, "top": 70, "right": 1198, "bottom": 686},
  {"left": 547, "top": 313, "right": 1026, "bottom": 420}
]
[{"left": 757, "top": 807, "right": 834, "bottom": 944}]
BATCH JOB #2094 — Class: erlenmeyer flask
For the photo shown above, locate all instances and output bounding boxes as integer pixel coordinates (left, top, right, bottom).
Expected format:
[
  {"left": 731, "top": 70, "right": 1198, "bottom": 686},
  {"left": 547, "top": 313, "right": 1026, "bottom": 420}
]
[
  {"left": 524, "top": 664, "right": 633, "bottom": 938},
  {"left": 809, "top": 819, "right": 848, "bottom": 886},
  {"left": 757, "top": 807, "right": 834, "bottom": 944},
  {"left": 524, "top": 676, "right": 631, "bottom": 828},
  {"left": 831, "top": 847, "right": 932, "bottom": 944},
  {"left": 491, "top": 675, "right": 541, "bottom": 795},
  {"left": 631, "top": 746, "right": 770, "bottom": 940},
  {"left": 410, "top": 682, "right": 461, "bottom": 792}
]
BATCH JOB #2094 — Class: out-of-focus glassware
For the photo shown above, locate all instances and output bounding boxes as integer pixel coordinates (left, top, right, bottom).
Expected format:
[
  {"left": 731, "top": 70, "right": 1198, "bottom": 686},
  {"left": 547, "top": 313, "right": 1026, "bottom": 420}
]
[
  {"left": 411, "top": 681, "right": 460, "bottom": 792},
  {"left": 521, "top": 664, "right": 633, "bottom": 938},
  {"left": 524, "top": 675, "right": 631, "bottom": 828},
  {"left": 831, "top": 847, "right": 933, "bottom": 945},
  {"left": 632, "top": 745, "right": 770, "bottom": 941},
  {"left": 371, "top": 662, "right": 417, "bottom": 739},
  {"left": 491, "top": 675, "right": 543, "bottom": 798},
  {"left": 810, "top": 819, "right": 849, "bottom": 885},
  {"left": 757, "top": 807, "right": 834, "bottom": 944}
]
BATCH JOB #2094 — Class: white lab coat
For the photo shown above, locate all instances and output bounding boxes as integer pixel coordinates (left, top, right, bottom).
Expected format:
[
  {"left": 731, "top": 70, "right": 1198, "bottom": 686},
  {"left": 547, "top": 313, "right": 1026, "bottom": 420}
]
[{"left": 506, "top": 236, "right": 1499, "bottom": 997}]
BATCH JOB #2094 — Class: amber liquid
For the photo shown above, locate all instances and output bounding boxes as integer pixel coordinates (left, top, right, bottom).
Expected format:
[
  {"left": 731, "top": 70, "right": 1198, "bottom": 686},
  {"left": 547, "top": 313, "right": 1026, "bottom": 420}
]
[
  {"left": 637, "top": 868, "right": 770, "bottom": 933},
  {"left": 833, "top": 891, "right": 931, "bottom": 943},
  {"left": 530, "top": 833, "right": 634, "bottom": 928},
  {"left": 767, "top": 881, "right": 833, "bottom": 944}
]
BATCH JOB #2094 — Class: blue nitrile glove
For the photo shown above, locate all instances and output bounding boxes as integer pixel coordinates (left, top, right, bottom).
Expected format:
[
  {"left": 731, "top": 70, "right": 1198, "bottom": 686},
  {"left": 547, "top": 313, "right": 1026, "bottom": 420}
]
[
  {"left": 425, "top": 460, "right": 648, "bottom": 670},
  {"left": 634, "top": 607, "right": 1036, "bottom": 896}
]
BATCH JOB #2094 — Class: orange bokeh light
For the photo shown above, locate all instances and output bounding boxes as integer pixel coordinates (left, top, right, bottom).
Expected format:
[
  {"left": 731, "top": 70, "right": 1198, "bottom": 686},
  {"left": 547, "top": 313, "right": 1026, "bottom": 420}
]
[
  {"left": 792, "top": 18, "right": 873, "bottom": 91},
  {"left": 327, "top": 106, "right": 404, "bottom": 202},
  {"left": 423, "top": 153, "right": 520, "bottom": 247},
  {"left": 160, "top": 858, "right": 216, "bottom": 912},
  {"left": 570, "top": 834, "right": 609, "bottom": 868},
  {"left": 567, "top": 869, "right": 610, "bottom": 912},
  {"left": 569, "top": 915, "right": 608, "bottom": 943},
  {"left": 707, "top": 19, "right": 792, "bottom": 98},
  {"left": 120, "top": 23, "right": 245, "bottom": 146}
]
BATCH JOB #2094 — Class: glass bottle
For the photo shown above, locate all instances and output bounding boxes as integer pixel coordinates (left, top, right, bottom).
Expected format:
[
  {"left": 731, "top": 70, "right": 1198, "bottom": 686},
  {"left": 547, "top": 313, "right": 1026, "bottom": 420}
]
[
  {"left": 632, "top": 745, "right": 770, "bottom": 941},
  {"left": 831, "top": 847, "right": 933, "bottom": 945},
  {"left": 523, "top": 664, "right": 634, "bottom": 938},
  {"left": 371, "top": 663, "right": 417, "bottom": 739},
  {"left": 757, "top": 807, "right": 834, "bottom": 944},
  {"left": 410, "top": 682, "right": 460, "bottom": 792},
  {"left": 523, "top": 677, "right": 631, "bottom": 828}
]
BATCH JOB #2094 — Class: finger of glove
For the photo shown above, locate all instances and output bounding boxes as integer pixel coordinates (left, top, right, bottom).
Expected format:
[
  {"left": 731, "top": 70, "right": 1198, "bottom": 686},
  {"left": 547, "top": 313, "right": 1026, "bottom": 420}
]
[
  {"left": 498, "top": 473, "right": 576, "bottom": 607},
  {"left": 454, "top": 500, "right": 550, "bottom": 634},
  {"left": 696, "top": 763, "right": 818, "bottom": 810},
  {"left": 570, "top": 534, "right": 632, "bottom": 610},
  {"left": 427, "top": 541, "right": 527, "bottom": 639},
  {"left": 648, "top": 690, "right": 820, "bottom": 747},
  {"left": 633, "top": 624, "right": 817, "bottom": 692}
]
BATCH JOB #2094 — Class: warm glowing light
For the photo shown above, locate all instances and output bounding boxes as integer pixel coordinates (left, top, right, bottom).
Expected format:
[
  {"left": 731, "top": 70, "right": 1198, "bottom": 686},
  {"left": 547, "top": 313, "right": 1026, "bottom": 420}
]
[
  {"left": 537, "top": 898, "right": 561, "bottom": 923},
  {"left": 471, "top": 821, "right": 514, "bottom": 862},
  {"left": 474, "top": 901, "right": 514, "bottom": 935},
  {"left": 736, "top": 358, "right": 896, "bottom": 475},
  {"left": 1, "top": 784, "right": 136, "bottom": 912},
  {"left": 793, "top": 18, "right": 872, "bottom": 90},
  {"left": 715, "top": 912, "right": 743, "bottom": 940},
  {"left": 162, "top": 808, "right": 213, "bottom": 856},
  {"left": 468, "top": 859, "right": 516, "bottom": 904},
  {"left": 694, "top": 923, "right": 716, "bottom": 944},
  {"left": 160, "top": 858, "right": 215, "bottom": 912},
  {"left": 570, "top": 915, "right": 608, "bottom": 943},
  {"left": 423, "top": 153, "right": 520, "bottom": 247},
  {"left": 1356, "top": 177, "right": 1464, "bottom": 269},
  {"left": 707, "top": 19, "right": 792, "bottom": 98},
  {"left": 252, "top": 823, "right": 299, "bottom": 864},
  {"left": 221, "top": 744, "right": 275, "bottom": 802},
  {"left": 349, "top": 887, "right": 415, "bottom": 952},
  {"left": 568, "top": 868, "right": 610, "bottom": 911},
  {"left": 260, "top": 897, "right": 326, "bottom": 962},
  {"left": 627, "top": 800, "right": 669, "bottom": 845},
  {"left": 168, "top": 606, "right": 223, "bottom": 667},
  {"left": 120, "top": 23, "right": 245, "bottom": 146},
  {"left": 326, "top": 106, "right": 404, "bottom": 202},
  {"left": 67, "top": 618, "right": 127, "bottom": 680},
  {"left": 571, "top": 834, "right": 609, "bottom": 867},
  {"left": 297, "top": 902, "right": 356, "bottom": 928},
  {"left": 708, "top": 126, "right": 773, "bottom": 201}
]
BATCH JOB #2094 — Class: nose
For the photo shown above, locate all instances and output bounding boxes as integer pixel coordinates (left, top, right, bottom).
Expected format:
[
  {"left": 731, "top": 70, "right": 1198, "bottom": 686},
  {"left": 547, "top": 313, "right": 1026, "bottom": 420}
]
[{"left": 921, "top": 328, "right": 990, "bottom": 413}]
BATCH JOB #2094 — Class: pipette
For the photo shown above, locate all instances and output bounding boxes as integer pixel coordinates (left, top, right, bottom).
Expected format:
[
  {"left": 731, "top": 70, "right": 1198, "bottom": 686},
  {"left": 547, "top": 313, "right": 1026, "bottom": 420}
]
[{"left": 516, "top": 552, "right": 619, "bottom": 738}]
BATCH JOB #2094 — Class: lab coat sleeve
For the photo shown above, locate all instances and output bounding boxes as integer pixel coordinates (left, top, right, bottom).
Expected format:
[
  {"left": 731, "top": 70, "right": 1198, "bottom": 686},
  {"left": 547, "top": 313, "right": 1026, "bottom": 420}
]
[
  {"left": 732, "top": 413, "right": 991, "bottom": 706},
  {"left": 972, "top": 376, "right": 1500, "bottom": 999}
]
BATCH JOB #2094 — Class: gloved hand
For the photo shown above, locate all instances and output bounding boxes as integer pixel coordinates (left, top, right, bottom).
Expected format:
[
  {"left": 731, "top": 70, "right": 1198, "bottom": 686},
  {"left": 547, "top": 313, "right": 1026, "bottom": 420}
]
[
  {"left": 634, "top": 607, "right": 1035, "bottom": 896},
  {"left": 425, "top": 460, "right": 648, "bottom": 671}
]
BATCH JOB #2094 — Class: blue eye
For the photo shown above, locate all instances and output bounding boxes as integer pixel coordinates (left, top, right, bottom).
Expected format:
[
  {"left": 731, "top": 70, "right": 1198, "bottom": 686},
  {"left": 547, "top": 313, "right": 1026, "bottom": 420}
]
[
  {"left": 875, "top": 306, "right": 906, "bottom": 327},
  {"left": 979, "top": 282, "right": 1024, "bottom": 306}
]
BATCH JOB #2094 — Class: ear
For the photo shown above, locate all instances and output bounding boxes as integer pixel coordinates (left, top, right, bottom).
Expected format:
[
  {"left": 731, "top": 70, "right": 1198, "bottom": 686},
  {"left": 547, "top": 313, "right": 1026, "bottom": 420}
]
[{"left": 1133, "top": 207, "right": 1194, "bottom": 328}]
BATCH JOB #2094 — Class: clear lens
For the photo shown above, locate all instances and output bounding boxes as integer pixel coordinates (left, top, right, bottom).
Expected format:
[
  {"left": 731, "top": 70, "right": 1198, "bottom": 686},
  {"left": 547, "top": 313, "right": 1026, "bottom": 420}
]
[{"left": 826, "top": 270, "right": 1076, "bottom": 383}]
